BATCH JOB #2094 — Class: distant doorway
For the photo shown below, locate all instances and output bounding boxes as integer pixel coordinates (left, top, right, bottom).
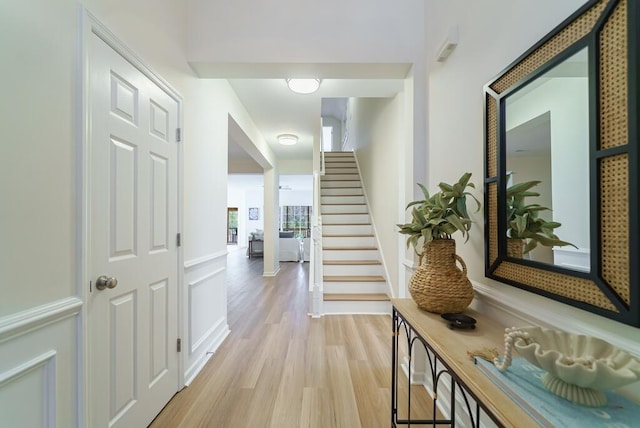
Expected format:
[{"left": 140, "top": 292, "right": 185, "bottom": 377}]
[{"left": 227, "top": 207, "right": 238, "bottom": 244}]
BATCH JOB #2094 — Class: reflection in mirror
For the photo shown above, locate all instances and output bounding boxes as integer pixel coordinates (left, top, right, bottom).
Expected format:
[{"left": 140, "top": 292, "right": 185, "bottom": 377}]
[{"left": 505, "top": 47, "right": 590, "bottom": 272}]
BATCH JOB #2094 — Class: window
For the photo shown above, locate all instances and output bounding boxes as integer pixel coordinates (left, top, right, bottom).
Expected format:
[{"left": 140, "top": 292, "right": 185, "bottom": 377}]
[
  {"left": 227, "top": 208, "right": 238, "bottom": 244},
  {"left": 280, "top": 206, "right": 312, "bottom": 238}
]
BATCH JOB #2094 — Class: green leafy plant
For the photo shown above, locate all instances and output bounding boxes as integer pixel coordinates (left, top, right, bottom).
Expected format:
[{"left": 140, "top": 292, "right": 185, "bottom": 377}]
[
  {"left": 397, "top": 172, "right": 481, "bottom": 257},
  {"left": 506, "top": 179, "right": 576, "bottom": 254}
]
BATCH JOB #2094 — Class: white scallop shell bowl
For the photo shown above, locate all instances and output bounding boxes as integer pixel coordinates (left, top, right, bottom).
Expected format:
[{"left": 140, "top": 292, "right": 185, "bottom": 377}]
[{"left": 513, "top": 326, "right": 640, "bottom": 407}]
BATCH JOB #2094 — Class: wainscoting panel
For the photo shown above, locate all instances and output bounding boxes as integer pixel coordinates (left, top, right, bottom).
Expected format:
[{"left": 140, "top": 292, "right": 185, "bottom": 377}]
[
  {"left": 183, "top": 252, "right": 230, "bottom": 385},
  {"left": 0, "top": 351, "right": 56, "bottom": 428},
  {"left": 0, "top": 298, "right": 80, "bottom": 427}
]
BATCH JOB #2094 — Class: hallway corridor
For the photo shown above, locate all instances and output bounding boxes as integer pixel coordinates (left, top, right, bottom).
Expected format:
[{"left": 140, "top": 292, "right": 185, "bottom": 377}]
[{"left": 149, "top": 249, "right": 430, "bottom": 427}]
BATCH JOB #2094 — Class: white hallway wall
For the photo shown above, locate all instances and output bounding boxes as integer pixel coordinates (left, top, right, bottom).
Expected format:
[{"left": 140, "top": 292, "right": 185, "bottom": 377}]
[
  {"left": 343, "top": 96, "right": 406, "bottom": 297},
  {"left": 424, "top": 0, "right": 640, "bottom": 401},
  {"left": 0, "top": 0, "right": 275, "bottom": 426},
  {"left": 187, "top": 0, "right": 428, "bottom": 265}
]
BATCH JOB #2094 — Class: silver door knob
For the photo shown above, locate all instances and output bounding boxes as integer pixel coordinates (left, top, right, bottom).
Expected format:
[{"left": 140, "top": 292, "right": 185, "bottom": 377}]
[{"left": 96, "top": 275, "right": 118, "bottom": 290}]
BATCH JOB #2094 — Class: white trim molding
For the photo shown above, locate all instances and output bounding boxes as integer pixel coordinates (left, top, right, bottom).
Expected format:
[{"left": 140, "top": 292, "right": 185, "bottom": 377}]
[
  {"left": 0, "top": 350, "right": 57, "bottom": 425},
  {"left": 188, "top": 267, "right": 226, "bottom": 351},
  {"left": 184, "top": 320, "right": 229, "bottom": 386},
  {"left": 0, "top": 298, "right": 82, "bottom": 344},
  {"left": 263, "top": 266, "right": 281, "bottom": 277},
  {"left": 184, "top": 250, "right": 228, "bottom": 270}
]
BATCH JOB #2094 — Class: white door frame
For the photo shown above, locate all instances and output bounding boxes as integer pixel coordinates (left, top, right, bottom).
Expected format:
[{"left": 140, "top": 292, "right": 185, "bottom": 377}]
[{"left": 78, "top": 8, "right": 184, "bottom": 426}]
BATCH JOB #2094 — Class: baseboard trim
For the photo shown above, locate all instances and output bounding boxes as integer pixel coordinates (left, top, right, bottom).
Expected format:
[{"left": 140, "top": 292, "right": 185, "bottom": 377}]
[
  {"left": 184, "top": 250, "right": 228, "bottom": 269},
  {"left": 0, "top": 297, "right": 82, "bottom": 344},
  {"left": 263, "top": 266, "right": 281, "bottom": 277},
  {"left": 184, "top": 321, "right": 230, "bottom": 386},
  {"left": 190, "top": 317, "right": 225, "bottom": 355}
]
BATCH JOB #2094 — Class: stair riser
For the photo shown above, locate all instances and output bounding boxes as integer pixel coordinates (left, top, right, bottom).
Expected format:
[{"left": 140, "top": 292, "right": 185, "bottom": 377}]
[
  {"left": 323, "top": 264, "right": 383, "bottom": 276},
  {"left": 321, "top": 195, "right": 365, "bottom": 204},
  {"left": 323, "top": 161, "right": 356, "bottom": 167},
  {"left": 322, "top": 236, "right": 376, "bottom": 247},
  {"left": 321, "top": 205, "right": 368, "bottom": 214},
  {"left": 322, "top": 214, "right": 370, "bottom": 224},
  {"left": 321, "top": 188, "right": 364, "bottom": 196},
  {"left": 323, "top": 282, "right": 388, "bottom": 294},
  {"left": 324, "top": 161, "right": 356, "bottom": 167},
  {"left": 324, "top": 153, "right": 354, "bottom": 159},
  {"left": 322, "top": 224, "right": 372, "bottom": 235},
  {"left": 321, "top": 181, "right": 361, "bottom": 188},
  {"left": 323, "top": 249, "right": 379, "bottom": 260},
  {"left": 322, "top": 300, "right": 391, "bottom": 315},
  {"left": 324, "top": 168, "right": 358, "bottom": 174},
  {"left": 322, "top": 174, "right": 360, "bottom": 181}
]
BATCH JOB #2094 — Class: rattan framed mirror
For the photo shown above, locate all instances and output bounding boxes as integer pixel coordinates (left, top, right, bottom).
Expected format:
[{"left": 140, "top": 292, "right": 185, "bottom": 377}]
[{"left": 484, "top": 0, "right": 640, "bottom": 326}]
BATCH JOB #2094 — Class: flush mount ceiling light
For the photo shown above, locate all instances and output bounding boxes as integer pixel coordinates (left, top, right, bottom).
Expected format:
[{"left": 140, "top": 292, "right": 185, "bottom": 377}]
[
  {"left": 286, "top": 78, "right": 321, "bottom": 94},
  {"left": 278, "top": 134, "right": 298, "bottom": 146}
]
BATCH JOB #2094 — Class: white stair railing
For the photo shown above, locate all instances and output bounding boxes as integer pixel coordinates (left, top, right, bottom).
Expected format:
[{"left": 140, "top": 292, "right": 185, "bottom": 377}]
[
  {"left": 310, "top": 170, "right": 324, "bottom": 317},
  {"left": 310, "top": 122, "right": 326, "bottom": 317}
]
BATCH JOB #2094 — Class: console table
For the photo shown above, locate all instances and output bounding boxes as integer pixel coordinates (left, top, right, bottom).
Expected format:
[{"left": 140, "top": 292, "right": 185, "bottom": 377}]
[
  {"left": 248, "top": 237, "right": 263, "bottom": 258},
  {"left": 392, "top": 298, "right": 538, "bottom": 427}
]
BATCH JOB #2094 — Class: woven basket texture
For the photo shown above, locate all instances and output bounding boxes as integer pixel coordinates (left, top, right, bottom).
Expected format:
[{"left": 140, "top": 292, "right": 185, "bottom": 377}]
[
  {"left": 485, "top": 0, "right": 629, "bottom": 312},
  {"left": 409, "top": 239, "right": 474, "bottom": 314},
  {"left": 507, "top": 238, "right": 524, "bottom": 259}
]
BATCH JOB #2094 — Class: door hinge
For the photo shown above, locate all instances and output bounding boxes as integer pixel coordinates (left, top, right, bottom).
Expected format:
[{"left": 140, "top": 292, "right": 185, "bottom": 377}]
[
  {"left": 177, "top": 338, "right": 182, "bottom": 353},
  {"left": 177, "top": 233, "right": 182, "bottom": 247},
  {"left": 176, "top": 127, "right": 182, "bottom": 143}
]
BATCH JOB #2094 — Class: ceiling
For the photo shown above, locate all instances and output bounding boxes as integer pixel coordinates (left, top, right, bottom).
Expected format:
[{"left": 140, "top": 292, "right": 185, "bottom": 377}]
[
  {"left": 221, "top": 73, "right": 407, "bottom": 162},
  {"left": 206, "top": 60, "right": 410, "bottom": 185}
]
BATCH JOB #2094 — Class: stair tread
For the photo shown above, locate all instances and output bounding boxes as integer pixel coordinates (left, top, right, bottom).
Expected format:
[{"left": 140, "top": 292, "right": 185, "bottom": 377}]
[
  {"left": 323, "top": 260, "right": 381, "bottom": 265},
  {"left": 323, "top": 234, "right": 374, "bottom": 237},
  {"left": 322, "top": 225, "right": 371, "bottom": 227},
  {"left": 323, "top": 293, "right": 389, "bottom": 302},
  {"left": 322, "top": 212, "right": 368, "bottom": 215},
  {"left": 323, "top": 275, "right": 385, "bottom": 282},
  {"left": 323, "top": 246, "right": 378, "bottom": 250}
]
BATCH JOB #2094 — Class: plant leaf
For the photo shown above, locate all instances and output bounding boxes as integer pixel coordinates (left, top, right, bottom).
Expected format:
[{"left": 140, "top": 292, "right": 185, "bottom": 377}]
[
  {"left": 506, "top": 181, "right": 541, "bottom": 197},
  {"left": 417, "top": 183, "right": 430, "bottom": 199}
]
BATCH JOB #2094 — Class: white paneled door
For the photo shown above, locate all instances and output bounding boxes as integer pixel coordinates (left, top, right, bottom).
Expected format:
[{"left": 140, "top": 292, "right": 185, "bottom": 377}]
[{"left": 87, "top": 32, "right": 179, "bottom": 427}]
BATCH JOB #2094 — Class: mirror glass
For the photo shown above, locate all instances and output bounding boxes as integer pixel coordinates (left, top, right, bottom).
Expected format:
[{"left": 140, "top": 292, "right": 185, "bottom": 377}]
[{"left": 504, "top": 47, "right": 590, "bottom": 272}]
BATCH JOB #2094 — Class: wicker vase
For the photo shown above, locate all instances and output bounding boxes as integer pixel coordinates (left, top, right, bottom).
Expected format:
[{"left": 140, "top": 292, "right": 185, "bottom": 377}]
[
  {"left": 507, "top": 238, "right": 524, "bottom": 258},
  {"left": 409, "top": 239, "right": 474, "bottom": 314}
]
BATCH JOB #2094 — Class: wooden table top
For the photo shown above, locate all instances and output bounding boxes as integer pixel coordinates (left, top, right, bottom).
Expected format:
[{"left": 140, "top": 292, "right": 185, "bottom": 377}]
[{"left": 392, "top": 298, "right": 539, "bottom": 428}]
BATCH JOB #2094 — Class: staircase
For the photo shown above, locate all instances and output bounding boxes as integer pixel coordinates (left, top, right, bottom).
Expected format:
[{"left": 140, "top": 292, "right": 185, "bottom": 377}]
[{"left": 320, "top": 152, "right": 391, "bottom": 314}]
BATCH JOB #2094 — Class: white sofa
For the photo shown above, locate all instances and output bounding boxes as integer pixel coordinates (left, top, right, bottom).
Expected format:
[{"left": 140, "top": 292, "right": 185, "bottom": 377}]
[
  {"left": 279, "top": 237, "right": 301, "bottom": 261},
  {"left": 302, "top": 238, "right": 311, "bottom": 262}
]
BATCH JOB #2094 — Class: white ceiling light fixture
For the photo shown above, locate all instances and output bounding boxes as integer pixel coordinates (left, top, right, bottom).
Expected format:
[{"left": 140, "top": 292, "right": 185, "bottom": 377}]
[
  {"left": 278, "top": 134, "right": 298, "bottom": 146},
  {"left": 286, "top": 78, "right": 321, "bottom": 94}
]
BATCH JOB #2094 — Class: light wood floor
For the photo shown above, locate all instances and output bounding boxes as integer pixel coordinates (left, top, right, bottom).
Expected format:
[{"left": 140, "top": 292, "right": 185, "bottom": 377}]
[{"left": 149, "top": 248, "right": 433, "bottom": 428}]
